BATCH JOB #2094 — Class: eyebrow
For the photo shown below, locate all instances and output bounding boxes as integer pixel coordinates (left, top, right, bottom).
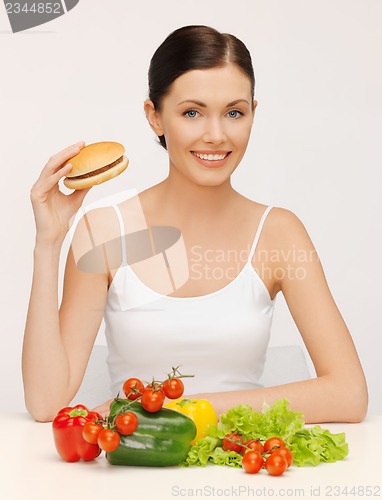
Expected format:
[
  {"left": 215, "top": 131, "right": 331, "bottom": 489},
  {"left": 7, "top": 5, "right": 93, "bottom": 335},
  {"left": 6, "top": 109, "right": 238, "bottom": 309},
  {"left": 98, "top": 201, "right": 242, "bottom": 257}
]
[{"left": 176, "top": 99, "right": 250, "bottom": 107}]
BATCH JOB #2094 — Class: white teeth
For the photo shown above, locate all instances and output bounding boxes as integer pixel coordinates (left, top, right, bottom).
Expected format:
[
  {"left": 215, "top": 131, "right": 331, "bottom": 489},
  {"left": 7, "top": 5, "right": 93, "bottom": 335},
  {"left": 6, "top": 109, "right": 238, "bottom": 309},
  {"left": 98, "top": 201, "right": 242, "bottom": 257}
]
[{"left": 192, "top": 152, "right": 228, "bottom": 161}]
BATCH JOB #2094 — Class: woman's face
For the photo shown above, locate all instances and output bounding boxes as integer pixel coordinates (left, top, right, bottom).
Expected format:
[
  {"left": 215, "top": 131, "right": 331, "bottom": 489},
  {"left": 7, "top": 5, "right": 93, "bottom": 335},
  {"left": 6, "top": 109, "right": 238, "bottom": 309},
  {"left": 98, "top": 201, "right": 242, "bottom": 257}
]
[{"left": 146, "top": 63, "right": 257, "bottom": 187}]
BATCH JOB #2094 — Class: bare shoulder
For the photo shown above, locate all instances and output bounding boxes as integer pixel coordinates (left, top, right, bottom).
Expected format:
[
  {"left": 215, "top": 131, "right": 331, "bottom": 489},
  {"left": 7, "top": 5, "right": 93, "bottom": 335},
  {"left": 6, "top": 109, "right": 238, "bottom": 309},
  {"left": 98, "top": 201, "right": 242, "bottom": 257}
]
[
  {"left": 240, "top": 199, "right": 311, "bottom": 243},
  {"left": 265, "top": 206, "right": 316, "bottom": 252},
  {"left": 71, "top": 205, "right": 120, "bottom": 250},
  {"left": 254, "top": 205, "right": 320, "bottom": 288},
  {"left": 69, "top": 205, "right": 122, "bottom": 278},
  {"left": 267, "top": 206, "right": 306, "bottom": 230}
]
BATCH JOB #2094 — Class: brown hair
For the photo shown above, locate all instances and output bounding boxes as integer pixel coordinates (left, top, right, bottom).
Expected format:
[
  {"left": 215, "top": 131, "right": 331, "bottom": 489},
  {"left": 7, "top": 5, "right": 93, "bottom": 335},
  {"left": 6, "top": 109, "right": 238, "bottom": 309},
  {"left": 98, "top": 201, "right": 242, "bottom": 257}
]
[{"left": 147, "top": 25, "right": 255, "bottom": 149}]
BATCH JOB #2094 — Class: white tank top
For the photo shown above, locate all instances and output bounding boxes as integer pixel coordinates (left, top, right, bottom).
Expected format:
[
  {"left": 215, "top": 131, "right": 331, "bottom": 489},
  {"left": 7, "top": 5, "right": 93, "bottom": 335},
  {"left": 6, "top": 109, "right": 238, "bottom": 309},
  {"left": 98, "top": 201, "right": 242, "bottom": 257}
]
[{"left": 104, "top": 205, "right": 276, "bottom": 397}]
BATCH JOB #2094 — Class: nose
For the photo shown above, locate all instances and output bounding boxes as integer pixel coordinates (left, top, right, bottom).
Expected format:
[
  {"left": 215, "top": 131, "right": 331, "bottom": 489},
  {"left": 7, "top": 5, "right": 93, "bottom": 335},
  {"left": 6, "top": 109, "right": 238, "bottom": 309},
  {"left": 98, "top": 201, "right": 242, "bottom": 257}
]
[{"left": 202, "top": 117, "right": 227, "bottom": 144}]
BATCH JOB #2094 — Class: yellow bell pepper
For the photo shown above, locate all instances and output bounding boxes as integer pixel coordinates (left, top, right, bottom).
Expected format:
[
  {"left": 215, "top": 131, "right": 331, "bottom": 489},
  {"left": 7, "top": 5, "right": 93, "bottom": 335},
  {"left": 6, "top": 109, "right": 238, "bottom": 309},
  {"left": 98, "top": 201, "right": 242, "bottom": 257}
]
[{"left": 164, "top": 398, "right": 218, "bottom": 445}]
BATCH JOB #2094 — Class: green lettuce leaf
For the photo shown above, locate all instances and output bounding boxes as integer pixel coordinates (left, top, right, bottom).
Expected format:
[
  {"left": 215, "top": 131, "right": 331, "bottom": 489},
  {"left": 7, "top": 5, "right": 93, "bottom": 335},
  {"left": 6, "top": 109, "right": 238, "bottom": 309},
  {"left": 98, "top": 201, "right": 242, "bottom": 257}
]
[
  {"left": 215, "top": 399, "right": 304, "bottom": 441},
  {"left": 289, "top": 426, "right": 349, "bottom": 466},
  {"left": 183, "top": 435, "right": 243, "bottom": 468},
  {"left": 183, "top": 436, "right": 220, "bottom": 467},
  {"left": 183, "top": 399, "right": 349, "bottom": 468},
  {"left": 209, "top": 446, "right": 243, "bottom": 467}
]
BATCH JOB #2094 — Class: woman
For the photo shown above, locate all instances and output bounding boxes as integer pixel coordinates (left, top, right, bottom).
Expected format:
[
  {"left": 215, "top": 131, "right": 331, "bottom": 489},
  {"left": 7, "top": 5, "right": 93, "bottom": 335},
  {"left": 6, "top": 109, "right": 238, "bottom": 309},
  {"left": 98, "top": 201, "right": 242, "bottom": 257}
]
[{"left": 23, "top": 25, "right": 368, "bottom": 423}]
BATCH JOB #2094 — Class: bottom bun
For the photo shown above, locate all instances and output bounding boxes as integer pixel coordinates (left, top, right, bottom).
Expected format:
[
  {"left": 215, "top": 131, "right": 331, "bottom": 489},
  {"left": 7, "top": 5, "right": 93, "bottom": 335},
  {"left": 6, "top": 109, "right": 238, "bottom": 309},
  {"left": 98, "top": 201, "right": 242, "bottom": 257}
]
[{"left": 63, "top": 156, "right": 129, "bottom": 190}]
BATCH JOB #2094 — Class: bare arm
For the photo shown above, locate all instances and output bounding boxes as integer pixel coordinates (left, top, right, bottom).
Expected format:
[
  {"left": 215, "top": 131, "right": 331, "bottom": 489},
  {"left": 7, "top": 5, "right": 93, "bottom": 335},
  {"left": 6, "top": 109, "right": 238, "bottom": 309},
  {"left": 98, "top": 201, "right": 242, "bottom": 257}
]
[
  {"left": 22, "top": 142, "right": 108, "bottom": 422},
  {"left": 187, "top": 209, "right": 368, "bottom": 423},
  {"left": 23, "top": 240, "right": 69, "bottom": 421}
]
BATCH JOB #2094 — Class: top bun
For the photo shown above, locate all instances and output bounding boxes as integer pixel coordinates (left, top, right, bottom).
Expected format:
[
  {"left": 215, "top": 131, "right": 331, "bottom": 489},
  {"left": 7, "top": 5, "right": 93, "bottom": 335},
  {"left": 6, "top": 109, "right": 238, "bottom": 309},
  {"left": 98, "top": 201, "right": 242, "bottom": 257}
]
[{"left": 64, "top": 141, "right": 126, "bottom": 177}]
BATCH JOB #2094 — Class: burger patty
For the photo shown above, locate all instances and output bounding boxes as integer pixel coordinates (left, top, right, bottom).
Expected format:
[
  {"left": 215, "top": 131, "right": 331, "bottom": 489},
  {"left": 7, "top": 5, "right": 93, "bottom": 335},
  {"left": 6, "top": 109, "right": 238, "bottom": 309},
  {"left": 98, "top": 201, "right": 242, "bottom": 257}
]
[{"left": 69, "top": 156, "right": 124, "bottom": 180}]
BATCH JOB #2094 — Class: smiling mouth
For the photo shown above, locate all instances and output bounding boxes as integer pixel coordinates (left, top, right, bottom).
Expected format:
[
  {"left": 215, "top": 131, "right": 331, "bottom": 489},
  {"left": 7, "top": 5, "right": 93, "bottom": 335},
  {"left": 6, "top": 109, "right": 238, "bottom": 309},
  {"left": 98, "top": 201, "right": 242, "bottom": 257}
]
[{"left": 191, "top": 151, "right": 231, "bottom": 161}]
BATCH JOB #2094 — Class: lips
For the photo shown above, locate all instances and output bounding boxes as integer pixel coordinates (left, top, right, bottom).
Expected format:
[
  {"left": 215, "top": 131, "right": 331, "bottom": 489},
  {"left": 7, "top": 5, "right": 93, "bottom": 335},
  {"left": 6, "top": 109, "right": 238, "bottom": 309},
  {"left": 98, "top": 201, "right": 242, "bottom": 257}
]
[{"left": 191, "top": 150, "right": 232, "bottom": 168}]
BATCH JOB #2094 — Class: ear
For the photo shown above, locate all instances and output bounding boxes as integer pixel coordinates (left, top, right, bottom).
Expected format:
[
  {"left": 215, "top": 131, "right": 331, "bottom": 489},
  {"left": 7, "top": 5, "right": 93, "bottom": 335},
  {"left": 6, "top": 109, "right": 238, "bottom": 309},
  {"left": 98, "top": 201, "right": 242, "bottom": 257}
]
[
  {"left": 144, "top": 99, "right": 164, "bottom": 136},
  {"left": 252, "top": 99, "right": 258, "bottom": 116}
]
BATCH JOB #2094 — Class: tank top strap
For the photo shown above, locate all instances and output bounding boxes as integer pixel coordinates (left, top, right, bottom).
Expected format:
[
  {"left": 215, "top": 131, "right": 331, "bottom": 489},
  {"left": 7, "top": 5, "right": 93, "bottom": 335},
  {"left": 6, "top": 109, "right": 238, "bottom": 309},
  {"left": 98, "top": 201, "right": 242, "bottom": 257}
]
[
  {"left": 247, "top": 206, "right": 274, "bottom": 263},
  {"left": 111, "top": 205, "right": 128, "bottom": 265}
]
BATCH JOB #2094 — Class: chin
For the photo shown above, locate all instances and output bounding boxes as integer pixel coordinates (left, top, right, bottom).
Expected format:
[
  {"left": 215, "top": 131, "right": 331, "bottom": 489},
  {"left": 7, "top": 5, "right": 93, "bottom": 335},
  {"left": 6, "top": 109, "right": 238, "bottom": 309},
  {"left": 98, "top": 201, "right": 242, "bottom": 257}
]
[
  {"left": 198, "top": 178, "right": 230, "bottom": 187},
  {"left": 189, "top": 172, "right": 232, "bottom": 188},
  {"left": 186, "top": 165, "right": 237, "bottom": 188}
]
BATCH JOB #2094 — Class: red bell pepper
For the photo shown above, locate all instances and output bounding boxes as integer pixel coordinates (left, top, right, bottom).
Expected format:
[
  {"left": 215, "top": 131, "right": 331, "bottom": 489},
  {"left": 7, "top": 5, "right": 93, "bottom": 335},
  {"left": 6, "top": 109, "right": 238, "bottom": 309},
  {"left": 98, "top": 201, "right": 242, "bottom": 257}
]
[{"left": 52, "top": 404, "right": 102, "bottom": 462}]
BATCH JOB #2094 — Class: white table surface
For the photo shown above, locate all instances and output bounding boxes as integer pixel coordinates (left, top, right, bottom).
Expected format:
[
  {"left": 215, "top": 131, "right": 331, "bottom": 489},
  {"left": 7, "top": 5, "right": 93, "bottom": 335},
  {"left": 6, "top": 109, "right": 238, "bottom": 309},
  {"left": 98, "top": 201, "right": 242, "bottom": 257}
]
[{"left": 2, "top": 413, "right": 381, "bottom": 500}]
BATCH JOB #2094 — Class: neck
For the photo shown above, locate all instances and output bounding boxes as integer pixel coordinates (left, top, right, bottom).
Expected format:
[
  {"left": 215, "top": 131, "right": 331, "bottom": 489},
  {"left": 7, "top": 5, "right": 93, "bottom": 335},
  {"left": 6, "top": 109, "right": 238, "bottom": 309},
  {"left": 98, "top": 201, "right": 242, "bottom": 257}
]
[{"left": 156, "top": 170, "right": 239, "bottom": 220}]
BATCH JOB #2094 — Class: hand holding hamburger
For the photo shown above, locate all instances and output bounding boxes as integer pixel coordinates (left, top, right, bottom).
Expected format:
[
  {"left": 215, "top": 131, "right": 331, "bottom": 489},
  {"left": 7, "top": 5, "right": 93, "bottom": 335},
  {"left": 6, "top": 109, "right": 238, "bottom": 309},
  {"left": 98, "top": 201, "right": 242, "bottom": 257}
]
[
  {"left": 30, "top": 140, "right": 128, "bottom": 246},
  {"left": 63, "top": 141, "right": 128, "bottom": 190}
]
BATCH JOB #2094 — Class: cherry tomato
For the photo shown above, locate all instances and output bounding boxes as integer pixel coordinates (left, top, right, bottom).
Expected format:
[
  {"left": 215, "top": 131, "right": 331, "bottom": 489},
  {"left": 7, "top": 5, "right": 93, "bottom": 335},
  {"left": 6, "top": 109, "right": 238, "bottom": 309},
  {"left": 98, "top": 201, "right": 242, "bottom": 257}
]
[
  {"left": 115, "top": 412, "right": 139, "bottom": 435},
  {"left": 222, "top": 433, "right": 245, "bottom": 454},
  {"left": 242, "top": 450, "right": 264, "bottom": 474},
  {"left": 97, "top": 428, "right": 121, "bottom": 452},
  {"left": 243, "top": 438, "right": 264, "bottom": 455},
  {"left": 141, "top": 388, "right": 165, "bottom": 412},
  {"left": 123, "top": 377, "right": 145, "bottom": 400},
  {"left": 263, "top": 436, "right": 285, "bottom": 453},
  {"left": 265, "top": 452, "right": 288, "bottom": 476},
  {"left": 272, "top": 446, "right": 293, "bottom": 468},
  {"left": 162, "top": 377, "right": 184, "bottom": 399},
  {"left": 82, "top": 421, "right": 104, "bottom": 444}
]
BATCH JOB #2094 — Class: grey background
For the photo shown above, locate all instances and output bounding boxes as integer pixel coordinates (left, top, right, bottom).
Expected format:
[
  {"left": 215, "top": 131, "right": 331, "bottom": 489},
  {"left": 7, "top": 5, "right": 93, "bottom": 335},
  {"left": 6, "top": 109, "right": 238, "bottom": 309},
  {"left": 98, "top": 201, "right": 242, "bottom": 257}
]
[{"left": 0, "top": 0, "right": 381, "bottom": 414}]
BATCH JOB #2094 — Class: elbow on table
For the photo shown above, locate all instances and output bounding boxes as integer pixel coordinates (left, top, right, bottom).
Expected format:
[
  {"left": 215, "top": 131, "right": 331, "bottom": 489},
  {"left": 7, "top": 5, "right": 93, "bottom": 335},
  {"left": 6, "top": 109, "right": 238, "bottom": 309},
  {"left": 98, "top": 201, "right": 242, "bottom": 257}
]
[
  {"left": 339, "top": 376, "right": 369, "bottom": 423},
  {"left": 26, "top": 405, "right": 56, "bottom": 423},
  {"left": 24, "top": 396, "right": 71, "bottom": 423}
]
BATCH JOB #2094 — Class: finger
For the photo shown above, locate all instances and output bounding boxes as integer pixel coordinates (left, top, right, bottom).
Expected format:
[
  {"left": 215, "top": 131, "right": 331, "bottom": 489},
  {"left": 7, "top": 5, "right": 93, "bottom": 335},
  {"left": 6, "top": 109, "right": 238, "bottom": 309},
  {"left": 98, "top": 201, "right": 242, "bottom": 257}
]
[
  {"left": 39, "top": 141, "right": 85, "bottom": 180},
  {"left": 36, "top": 161, "right": 74, "bottom": 194},
  {"left": 92, "top": 398, "right": 113, "bottom": 412},
  {"left": 49, "top": 141, "right": 86, "bottom": 167},
  {"left": 30, "top": 161, "right": 71, "bottom": 202},
  {"left": 92, "top": 399, "right": 113, "bottom": 419},
  {"left": 99, "top": 409, "right": 110, "bottom": 419},
  {"left": 92, "top": 406, "right": 110, "bottom": 419}
]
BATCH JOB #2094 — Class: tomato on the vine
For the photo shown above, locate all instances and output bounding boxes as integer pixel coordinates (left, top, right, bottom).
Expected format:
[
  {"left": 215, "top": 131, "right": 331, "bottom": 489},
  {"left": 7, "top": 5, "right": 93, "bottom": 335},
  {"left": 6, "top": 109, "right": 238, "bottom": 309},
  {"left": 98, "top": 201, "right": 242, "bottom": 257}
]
[
  {"left": 141, "top": 388, "right": 165, "bottom": 412},
  {"left": 263, "top": 436, "right": 285, "bottom": 453},
  {"left": 242, "top": 450, "right": 264, "bottom": 474},
  {"left": 162, "top": 377, "right": 184, "bottom": 399},
  {"left": 97, "top": 429, "right": 121, "bottom": 452},
  {"left": 82, "top": 421, "right": 104, "bottom": 445},
  {"left": 272, "top": 446, "right": 293, "bottom": 468},
  {"left": 222, "top": 433, "right": 245, "bottom": 454},
  {"left": 243, "top": 438, "right": 264, "bottom": 455},
  {"left": 115, "top": 412, "right": 139, "bottom": 435},
  {"left": 265, "top": 452, "right": 288, "bottom": 476},
  {"left": 123, "top": 377, "right": 145, "bottom": 400}
]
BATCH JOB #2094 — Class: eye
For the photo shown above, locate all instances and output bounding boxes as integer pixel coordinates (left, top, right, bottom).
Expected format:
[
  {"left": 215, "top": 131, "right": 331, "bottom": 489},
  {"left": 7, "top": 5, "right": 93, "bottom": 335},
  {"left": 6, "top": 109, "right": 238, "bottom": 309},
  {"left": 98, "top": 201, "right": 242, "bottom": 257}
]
[
  {"left": 183, "top": 109, "right": 199, "bottom": 118},
  {"left": 227, "top": 110, "right": 244, "bottom": 119}
]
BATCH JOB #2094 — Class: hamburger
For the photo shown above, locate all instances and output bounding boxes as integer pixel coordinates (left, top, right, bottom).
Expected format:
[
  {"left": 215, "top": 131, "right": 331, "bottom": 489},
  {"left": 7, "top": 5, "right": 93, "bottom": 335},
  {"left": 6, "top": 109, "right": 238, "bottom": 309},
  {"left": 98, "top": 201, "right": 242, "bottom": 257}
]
[{"left": 63, "top": 141, "right": 128, "bottom": 190}]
